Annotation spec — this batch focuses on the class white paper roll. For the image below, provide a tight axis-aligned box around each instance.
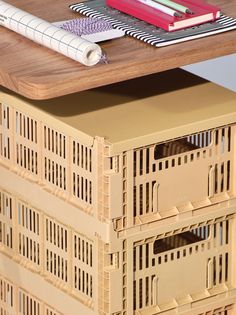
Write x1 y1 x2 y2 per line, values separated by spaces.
0 0 102 66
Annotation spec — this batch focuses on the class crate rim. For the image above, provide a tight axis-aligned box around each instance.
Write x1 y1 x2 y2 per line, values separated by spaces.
2 83 236 155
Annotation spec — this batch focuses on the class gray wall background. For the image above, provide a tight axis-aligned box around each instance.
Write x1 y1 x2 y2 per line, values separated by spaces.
182 53 236 92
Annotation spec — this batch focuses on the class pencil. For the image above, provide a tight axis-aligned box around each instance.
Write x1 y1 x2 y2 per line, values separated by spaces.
153 0 194 14
138 0 182 17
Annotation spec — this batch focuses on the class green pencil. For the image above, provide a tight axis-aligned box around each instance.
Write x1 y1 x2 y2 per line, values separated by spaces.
153 0 194 14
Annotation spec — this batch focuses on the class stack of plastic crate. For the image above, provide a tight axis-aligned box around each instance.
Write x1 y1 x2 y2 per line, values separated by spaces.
0 69 236 315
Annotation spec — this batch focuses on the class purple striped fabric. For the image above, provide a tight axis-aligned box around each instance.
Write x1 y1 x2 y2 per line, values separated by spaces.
59 17 113 36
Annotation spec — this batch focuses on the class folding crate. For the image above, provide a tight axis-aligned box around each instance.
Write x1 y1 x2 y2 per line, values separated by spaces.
0 184 236 315
1 69 236 315
1 71 236 233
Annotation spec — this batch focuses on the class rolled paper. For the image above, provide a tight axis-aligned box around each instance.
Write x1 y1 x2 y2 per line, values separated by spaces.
0 0 102 66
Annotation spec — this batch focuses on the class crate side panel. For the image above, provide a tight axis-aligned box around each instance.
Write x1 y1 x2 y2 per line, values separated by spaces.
126 214 236 314
0 97 100 217
0 272 76 315
116 125 236 231
0 166 109 242
0 186 99 312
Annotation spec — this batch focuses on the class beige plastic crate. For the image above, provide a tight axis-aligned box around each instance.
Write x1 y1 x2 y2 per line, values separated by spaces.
1 70 236 232
0 184 236 315
1 69 236 314
0 273 234 315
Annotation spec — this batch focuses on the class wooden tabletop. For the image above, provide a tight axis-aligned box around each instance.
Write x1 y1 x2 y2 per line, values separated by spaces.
0 0 236 100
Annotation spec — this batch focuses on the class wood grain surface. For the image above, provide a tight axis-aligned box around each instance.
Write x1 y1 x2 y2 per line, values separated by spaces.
0 0 236 99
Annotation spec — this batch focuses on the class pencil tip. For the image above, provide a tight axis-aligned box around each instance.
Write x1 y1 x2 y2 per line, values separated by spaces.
186 9 194 14
174 12 182 18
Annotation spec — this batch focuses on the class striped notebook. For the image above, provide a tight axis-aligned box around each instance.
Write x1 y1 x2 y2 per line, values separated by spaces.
69 0 236 47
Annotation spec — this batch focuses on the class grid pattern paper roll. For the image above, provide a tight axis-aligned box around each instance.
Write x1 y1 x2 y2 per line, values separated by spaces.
0 0 102 66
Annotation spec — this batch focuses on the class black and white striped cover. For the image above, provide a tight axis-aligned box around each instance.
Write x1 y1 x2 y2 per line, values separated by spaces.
69 0 236 47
